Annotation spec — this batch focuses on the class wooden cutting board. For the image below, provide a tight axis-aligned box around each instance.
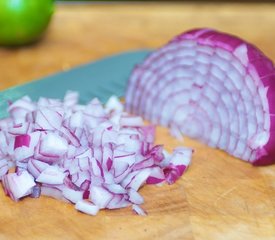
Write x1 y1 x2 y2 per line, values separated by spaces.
0 126 274 240
0 51 275 239
1 3 275 240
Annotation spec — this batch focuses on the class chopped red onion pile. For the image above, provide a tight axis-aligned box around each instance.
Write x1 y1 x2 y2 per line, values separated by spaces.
0 92 192 215
125 28 275 166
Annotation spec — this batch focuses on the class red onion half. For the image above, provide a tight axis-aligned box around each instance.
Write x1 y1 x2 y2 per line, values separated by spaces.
125 28 275 166
0 92 192 215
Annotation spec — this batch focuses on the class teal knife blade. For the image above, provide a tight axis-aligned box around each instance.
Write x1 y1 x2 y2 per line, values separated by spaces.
0 49 151 118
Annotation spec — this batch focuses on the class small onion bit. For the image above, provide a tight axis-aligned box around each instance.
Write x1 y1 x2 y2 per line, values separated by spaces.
132 204 147 216
125 28 275 166
0 92 192 215
1 171 35 201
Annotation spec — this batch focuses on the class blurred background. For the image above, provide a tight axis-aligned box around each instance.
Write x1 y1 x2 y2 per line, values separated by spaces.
57 0 275 1
0 0 275 90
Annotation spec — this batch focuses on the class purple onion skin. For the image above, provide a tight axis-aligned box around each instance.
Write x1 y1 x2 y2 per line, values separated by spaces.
14 134 31 149
125 28 275 166
30 185 41 198
178 29 275 166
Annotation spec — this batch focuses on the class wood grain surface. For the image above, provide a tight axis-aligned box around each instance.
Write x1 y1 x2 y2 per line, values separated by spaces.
0 2 275 240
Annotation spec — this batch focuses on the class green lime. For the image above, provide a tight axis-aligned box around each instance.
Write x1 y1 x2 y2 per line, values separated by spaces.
0 0 54 46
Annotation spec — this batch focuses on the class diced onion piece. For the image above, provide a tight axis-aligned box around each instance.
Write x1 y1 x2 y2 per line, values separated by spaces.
30 184 41 198
41 186 69 202
62 187 83 203
128 188 144 205
14 134 31 149
36 166 66 185
1 171 35 201
0 159 9 179
105 95 123 113
146 167 165 185
27 159 49 179
40 133 68 158
132 204 147 216
89 185 113 209
0 91 193 215
75 200 100 216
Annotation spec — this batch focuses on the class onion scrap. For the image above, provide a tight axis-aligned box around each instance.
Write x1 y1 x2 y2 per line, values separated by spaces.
0 92 192 215
125 28 275 166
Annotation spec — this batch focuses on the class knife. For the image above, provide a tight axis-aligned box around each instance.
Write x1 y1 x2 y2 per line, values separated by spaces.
0 49 150 118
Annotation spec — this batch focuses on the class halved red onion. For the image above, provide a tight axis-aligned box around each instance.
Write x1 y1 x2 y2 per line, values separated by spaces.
0 92 192 215
125 28 275 166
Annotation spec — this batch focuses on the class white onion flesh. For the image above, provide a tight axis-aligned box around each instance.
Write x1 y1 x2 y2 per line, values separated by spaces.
132 204 147 216
0 92 192 215
125 28 275 166
1 171 35 201
75 200 100 216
